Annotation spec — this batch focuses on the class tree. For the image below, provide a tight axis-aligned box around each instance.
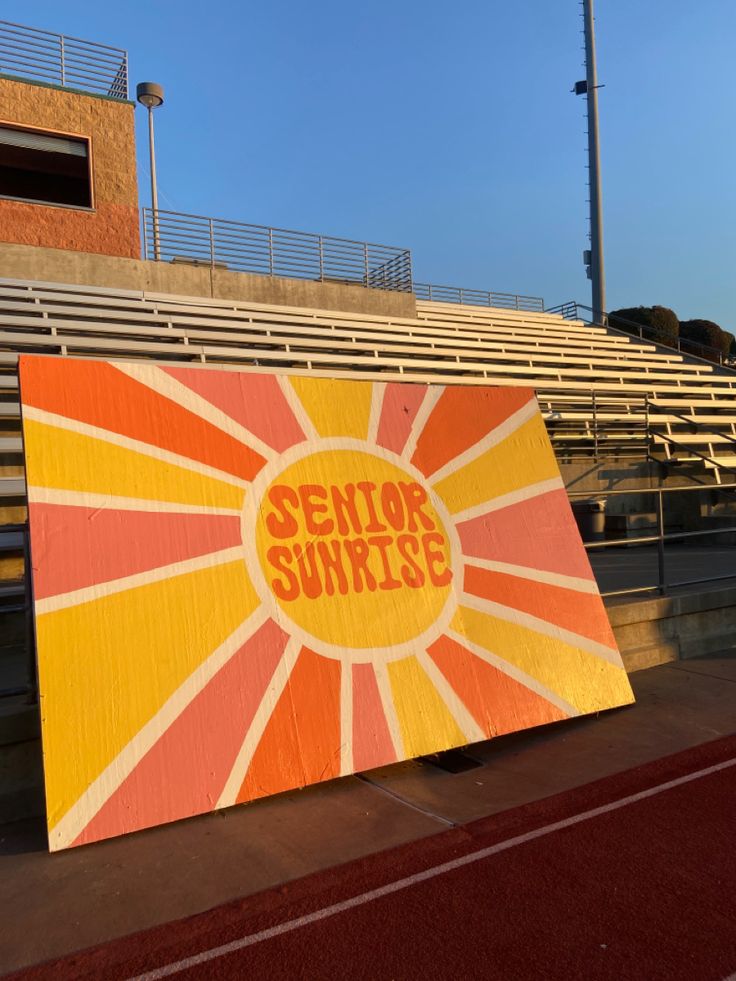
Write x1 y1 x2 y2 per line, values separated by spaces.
607 306 680 349
679 319 734 363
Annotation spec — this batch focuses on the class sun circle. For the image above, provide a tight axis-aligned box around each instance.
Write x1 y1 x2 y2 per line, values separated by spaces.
246 443 458 659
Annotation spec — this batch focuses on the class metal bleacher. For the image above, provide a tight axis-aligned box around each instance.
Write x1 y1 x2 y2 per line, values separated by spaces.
2 275 736 699
1 278 736 497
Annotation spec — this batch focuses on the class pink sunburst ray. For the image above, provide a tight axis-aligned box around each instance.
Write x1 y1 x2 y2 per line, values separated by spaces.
163 365 307 452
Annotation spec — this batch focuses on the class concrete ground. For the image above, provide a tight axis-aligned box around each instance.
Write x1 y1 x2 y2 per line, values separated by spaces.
1 651 735 974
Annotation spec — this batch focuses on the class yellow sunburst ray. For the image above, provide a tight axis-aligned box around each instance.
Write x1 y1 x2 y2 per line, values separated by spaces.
23 405 248 491
459 590 620 665
39 560 260 830
387 655 467 758
23 419 245 511
289 376 373 439
432 413 560 516
423 397 538 482
451 605 634 716
48 605 270 852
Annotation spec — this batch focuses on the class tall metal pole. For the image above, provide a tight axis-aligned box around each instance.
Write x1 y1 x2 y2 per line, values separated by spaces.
583 0 606 318
136 82 164 262
147 106 160 261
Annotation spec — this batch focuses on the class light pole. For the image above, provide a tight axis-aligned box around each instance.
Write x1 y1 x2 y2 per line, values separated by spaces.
574 0 606 320
136 81 164 261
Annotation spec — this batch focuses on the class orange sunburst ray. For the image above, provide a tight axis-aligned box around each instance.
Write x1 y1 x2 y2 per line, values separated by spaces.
235 646 342 804
463 563 617 649
20 355 267 482
411 386 535 478
427 633 570 737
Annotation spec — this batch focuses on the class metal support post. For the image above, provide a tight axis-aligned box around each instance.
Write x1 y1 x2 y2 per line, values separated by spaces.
147 106 160 261
208 219 215 268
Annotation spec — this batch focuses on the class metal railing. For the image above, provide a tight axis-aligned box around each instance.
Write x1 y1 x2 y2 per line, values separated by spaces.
0 20 128 99
548 301 735 371
570 482 736 598
540 389 650 462
415 282 545 312
142 209 413 293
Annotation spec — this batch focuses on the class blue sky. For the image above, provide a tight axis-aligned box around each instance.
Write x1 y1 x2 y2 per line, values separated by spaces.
5 2 735 325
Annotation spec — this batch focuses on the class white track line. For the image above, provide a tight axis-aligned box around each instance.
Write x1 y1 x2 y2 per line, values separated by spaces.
130 755 736 980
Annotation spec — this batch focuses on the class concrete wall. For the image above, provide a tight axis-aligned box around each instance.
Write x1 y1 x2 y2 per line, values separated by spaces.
0 77 139 259
612 584 736 671
0 242 418 317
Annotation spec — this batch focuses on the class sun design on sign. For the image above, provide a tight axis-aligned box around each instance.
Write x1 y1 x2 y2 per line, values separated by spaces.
248 444 458 657
20 357 633 850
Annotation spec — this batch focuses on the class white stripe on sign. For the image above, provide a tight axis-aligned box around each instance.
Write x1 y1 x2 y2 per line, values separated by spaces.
130 755 736 980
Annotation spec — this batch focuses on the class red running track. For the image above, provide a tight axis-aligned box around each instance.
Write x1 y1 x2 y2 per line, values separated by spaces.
8 734 736 981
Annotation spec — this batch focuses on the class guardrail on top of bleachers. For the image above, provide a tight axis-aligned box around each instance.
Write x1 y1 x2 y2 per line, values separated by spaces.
548 301 736 372
0 20 128 99
142 209 414 294
414 283 545 313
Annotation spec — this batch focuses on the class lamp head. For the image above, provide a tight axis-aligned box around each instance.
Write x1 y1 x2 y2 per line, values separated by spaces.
136 82 164 109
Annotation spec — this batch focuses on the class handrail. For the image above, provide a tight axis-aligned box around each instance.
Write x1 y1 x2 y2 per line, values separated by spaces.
0 20 128 99
547 301 736 373
415 282 544 313
142 209 413 293
567 481 736 598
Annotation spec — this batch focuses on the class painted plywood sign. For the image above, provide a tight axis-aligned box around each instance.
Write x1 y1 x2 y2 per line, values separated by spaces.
19 355 634 850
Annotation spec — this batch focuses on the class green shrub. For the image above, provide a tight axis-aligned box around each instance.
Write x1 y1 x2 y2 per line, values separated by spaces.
608 306 680 349
679 319 733 363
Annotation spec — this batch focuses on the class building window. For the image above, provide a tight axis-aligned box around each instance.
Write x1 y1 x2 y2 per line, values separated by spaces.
0 125 92 209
